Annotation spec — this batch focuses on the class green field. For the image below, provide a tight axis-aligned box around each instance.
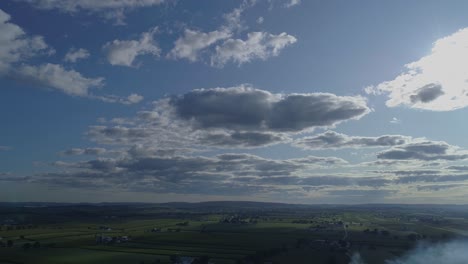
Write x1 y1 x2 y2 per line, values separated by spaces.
0 202 467 264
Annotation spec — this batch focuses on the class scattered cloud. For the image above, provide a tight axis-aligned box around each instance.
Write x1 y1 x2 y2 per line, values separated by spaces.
294 131 411 150
222 0 256 32
64 48 90 62
211 32 297 67
85 86 369 149
60 147 106 156
16 63 104 96
0 8 53 73
197 131 289 148
284 0 301 8
377 141 468 161
14 0 166 24
0 9 136 104
167 1 297 67
30 151 352 196
256 17 264 24
168 29 231 62
103 27 160 67
415 184 462 192
95 93 144 105
446 165 468 171
370 28 468 111
390 117 401 124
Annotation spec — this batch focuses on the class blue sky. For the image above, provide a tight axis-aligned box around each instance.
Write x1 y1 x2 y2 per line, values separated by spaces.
2 0 468 203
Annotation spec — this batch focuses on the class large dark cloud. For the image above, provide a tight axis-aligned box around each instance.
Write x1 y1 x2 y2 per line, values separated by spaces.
170 87 370 132
295 131 410 149
86 86 369 149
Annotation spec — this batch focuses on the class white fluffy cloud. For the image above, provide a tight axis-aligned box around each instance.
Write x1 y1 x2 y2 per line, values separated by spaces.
16 63 104 96
168 29 231 62
211 32 297 67
103 27 160 67
0 9 141 103
0 9 52 72
370 28 468 111
167 1 297 67
94 93 144 105
64 48 90 63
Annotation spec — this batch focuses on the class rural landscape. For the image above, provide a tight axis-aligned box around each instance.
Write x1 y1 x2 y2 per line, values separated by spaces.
3 1 468 263
1 202 467 264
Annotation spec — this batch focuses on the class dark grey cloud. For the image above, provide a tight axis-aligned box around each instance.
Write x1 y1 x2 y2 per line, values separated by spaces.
415 184 462 192
87 86 369 149
295 131 410 149
198 131 288 148
446 165 468 171
299 176 389 187
126 145 185 158
21 151 354 196
377 141 468 161
327 189 396 197
87 125 161 145
235 174 389 188
359 159 412 167
410 83 444 103
395 174 468 184
170 87 370 132
390 170 442 176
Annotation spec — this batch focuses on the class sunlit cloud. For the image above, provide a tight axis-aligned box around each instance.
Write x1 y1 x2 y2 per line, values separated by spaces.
369 28 468 111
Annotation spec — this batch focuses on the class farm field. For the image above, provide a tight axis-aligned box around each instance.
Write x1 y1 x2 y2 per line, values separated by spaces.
0 202 468 264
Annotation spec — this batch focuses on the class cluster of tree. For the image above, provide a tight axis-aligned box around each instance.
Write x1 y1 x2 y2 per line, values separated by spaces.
169 255 210 264
239 246 288 263
21 241 41 250
0 240 14 247
292 219 313 224
362 228 390 236
219 216 256 224
138 259 161 264
0 224 39 231
175 221 190 226
406 233 429 241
